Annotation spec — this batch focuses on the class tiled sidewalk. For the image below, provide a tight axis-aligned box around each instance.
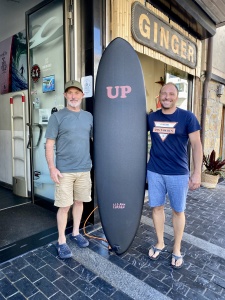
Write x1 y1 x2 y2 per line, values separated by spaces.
0 181 225 299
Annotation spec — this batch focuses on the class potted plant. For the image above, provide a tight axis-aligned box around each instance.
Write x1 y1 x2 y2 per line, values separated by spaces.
201 150 225 188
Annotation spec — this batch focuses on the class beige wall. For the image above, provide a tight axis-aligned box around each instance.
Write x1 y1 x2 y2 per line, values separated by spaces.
137 53 164 112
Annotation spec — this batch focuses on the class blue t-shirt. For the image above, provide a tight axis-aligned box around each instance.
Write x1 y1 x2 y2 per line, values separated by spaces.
45 108 93 173
147 108 201 175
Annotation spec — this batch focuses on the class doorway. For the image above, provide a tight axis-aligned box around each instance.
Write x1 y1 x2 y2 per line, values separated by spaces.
0 0 90 262
26 0 66 205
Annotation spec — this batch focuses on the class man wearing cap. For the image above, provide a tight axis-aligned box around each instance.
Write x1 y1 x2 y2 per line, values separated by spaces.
45 80 93 259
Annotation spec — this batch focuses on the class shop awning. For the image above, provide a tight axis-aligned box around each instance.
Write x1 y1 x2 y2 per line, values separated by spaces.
147 0 225 40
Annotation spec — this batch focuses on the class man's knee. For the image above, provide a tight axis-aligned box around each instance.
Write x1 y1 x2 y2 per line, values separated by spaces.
74 200 83 207
172 210 185 217
58 206 71 214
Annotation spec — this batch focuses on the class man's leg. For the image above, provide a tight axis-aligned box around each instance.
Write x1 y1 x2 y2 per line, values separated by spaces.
70 200 89 248
149 205 165 258
71 200 83 236
57 206 70 244
171 210 185 267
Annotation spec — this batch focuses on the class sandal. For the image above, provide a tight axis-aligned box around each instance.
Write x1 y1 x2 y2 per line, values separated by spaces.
171 253 184 269
148 245 165 261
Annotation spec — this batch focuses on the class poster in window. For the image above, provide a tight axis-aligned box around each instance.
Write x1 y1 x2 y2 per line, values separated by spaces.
0 30 27 94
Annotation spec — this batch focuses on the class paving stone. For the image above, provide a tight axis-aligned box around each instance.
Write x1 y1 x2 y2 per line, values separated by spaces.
29 292 48 300
123 253 150 269
124 263 148 281
73 277 98 296
188 265 213 281
2 264 24 282
11 257 29 270
38 265 62 282
34 248 52 259
196 276 223 295
24 253 46 269
167 289 189 300
178 275 206 295
108 253 129 269
34 277 59 298
186 289 208 300
91 290 111 300
158 264 182 280
91 277 116 297
0 277 18 298
42 254 64 269
53 277 78 297
21 265 43 282
7 292 26 300
0 262 10 270
75 265 97 281
14 277 38 298
56 265 79 282
184 254 205 268
71 290 91 299
144 275 171 294
203 288 224 300
63 257 80 269
50 291 70 300
213 275 225 289
0 293 5 300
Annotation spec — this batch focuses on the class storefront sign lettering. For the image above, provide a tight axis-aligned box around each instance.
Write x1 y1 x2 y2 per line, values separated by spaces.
131 2 197 68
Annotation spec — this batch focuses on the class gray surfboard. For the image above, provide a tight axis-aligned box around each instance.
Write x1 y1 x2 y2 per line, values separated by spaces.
94 37 147 254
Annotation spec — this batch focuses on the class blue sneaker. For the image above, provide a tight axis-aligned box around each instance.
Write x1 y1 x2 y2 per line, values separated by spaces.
56 243 72 259
70 234 89 248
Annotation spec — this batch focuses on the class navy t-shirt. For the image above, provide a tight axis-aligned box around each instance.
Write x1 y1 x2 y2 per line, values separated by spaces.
147 108 201 175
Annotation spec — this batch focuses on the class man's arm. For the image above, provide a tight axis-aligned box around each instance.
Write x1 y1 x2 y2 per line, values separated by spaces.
45 138 55 169
45 138 62 183
189 130 203 190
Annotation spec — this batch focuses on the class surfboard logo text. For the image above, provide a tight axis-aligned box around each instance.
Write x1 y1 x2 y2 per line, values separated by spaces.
106 86 132 99
113 203 126 209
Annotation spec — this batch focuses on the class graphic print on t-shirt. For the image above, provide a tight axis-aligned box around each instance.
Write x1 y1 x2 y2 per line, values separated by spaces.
153 121 177 141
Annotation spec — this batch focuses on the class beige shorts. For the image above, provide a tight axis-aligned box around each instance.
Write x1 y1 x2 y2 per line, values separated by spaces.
54 172 92 207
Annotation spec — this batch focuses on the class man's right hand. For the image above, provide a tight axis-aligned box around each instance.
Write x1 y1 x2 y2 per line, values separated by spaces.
49 166 63 184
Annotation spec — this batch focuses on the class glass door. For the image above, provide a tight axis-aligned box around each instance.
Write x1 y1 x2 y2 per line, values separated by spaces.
26 0 66 203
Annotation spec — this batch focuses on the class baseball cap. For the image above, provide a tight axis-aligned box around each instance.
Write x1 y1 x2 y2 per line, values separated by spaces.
64 80 83 92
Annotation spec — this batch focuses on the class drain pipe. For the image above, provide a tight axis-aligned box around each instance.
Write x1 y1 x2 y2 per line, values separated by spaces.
201 36 213 150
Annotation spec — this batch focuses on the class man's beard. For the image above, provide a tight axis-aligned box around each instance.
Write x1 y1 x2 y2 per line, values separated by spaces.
68 99 82 108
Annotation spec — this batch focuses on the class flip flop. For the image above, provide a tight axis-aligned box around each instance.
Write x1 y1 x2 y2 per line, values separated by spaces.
171 253 184 269
148 245 165 261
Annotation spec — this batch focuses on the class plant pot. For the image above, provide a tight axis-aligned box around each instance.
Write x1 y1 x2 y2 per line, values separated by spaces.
201 172 220 189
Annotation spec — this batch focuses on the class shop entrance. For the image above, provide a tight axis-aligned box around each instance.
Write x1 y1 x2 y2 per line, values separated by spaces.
0 0 98 262
26 0 66 205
